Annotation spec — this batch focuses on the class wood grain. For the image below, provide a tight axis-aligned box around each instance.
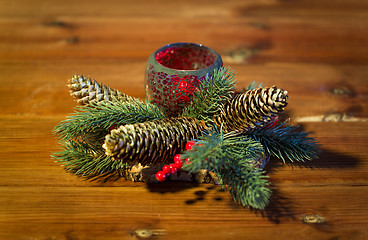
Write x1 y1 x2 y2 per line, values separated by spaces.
0 0 367 239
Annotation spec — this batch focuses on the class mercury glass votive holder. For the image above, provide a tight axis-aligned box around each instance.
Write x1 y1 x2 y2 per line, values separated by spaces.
145 42 223 117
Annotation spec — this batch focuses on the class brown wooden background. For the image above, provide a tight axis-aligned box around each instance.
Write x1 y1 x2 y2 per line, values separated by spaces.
1 0 367 239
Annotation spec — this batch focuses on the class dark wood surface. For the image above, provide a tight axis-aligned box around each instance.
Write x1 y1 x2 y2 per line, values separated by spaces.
1 1 367 239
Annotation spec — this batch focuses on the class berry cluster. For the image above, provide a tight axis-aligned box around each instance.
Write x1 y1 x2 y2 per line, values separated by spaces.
155 140 196 182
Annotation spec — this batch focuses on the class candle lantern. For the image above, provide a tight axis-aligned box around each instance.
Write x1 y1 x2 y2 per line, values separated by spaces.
145 42 223 117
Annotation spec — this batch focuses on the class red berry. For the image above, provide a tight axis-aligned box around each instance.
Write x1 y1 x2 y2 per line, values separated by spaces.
185 158 191 162
185 141 196 151
174 154 182 162
162 165 171 174
169 164 177 174
156 171 166 182
174 159 183 169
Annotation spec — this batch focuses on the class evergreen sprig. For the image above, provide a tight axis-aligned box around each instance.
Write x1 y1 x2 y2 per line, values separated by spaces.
181 67 236 123
53 98 166 142
52 139 127 177
181 128 271 209
52 98 166 176
245 121 320 163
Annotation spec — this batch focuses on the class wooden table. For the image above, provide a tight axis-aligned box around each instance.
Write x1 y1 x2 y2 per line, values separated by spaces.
1 1 367 239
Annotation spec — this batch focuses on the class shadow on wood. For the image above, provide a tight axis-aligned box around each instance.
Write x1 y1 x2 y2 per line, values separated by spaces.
254 187 297 224
146 181 200 194
274 148 361 170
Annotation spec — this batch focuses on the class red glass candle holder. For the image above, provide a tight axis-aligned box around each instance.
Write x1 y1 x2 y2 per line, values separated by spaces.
145 42 223 117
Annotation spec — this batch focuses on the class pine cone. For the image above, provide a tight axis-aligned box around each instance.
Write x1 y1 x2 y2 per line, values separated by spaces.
103 117 207 165
68 75 136 105
214 86 288 132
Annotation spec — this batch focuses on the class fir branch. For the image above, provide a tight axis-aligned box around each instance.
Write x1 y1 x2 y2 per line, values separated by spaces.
245 122 320 163
53 98 166 142
52 98 166 176
52 140 126 176
181 128 271 209
181 67 236 123
219 165 271 210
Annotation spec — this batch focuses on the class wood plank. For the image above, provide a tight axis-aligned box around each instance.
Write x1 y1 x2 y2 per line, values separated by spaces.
1 0 368 18
0 17 367 64
0 184 367 240
0 1 367 63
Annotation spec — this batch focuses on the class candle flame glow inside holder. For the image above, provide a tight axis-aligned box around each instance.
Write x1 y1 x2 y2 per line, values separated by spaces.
145 43 223 117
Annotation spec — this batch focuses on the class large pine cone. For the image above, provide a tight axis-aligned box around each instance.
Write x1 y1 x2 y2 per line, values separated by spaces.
68 75 136 105
103 117 207 165
214 86 288 132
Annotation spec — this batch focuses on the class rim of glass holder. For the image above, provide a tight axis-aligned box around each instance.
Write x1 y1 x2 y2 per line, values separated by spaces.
148 42 223 75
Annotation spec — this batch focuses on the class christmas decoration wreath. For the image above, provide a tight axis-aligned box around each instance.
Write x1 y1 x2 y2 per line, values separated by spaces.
53 67 319 210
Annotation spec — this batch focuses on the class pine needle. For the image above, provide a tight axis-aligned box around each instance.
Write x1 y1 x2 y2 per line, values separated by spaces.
181 67 236 123
245 121 320 163
52 140 127 176
181 128 271 209
52 98 166 176
53 98 166 142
